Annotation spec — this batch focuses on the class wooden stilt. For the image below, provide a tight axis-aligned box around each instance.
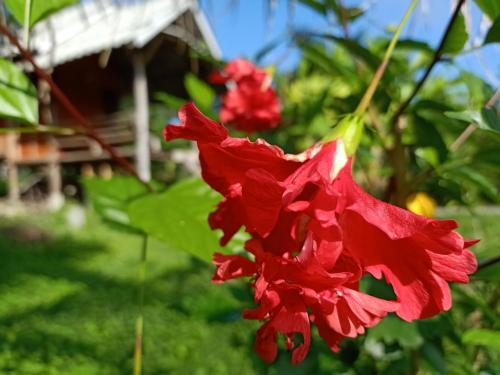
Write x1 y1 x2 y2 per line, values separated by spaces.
132 52 151 182
5 132 20 203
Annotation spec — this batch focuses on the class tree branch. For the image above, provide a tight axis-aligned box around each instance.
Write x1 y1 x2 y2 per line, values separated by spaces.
0 22 150 188
390 0 466 122
385 0 466 206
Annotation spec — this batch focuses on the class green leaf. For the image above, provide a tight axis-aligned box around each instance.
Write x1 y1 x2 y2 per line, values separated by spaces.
484 16 500 44
368 316 424 349
462 329 500 349
4 0 77 27
0 58 38 124
83 176 149 233
297 0 327 15
474 261 500 281
473 147 500 171
184 73 215 116
395 39 434 55
154 92 186 112
413 114 448 163
447 166 499 202
128 178 232 262
327 35 381 70
421 343 447 375
445 108 500 134
442 12 468 54
474 0 500 20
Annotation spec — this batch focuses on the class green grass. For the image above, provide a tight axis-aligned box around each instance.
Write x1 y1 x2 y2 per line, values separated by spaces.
0 205 498 374
0 207 262 375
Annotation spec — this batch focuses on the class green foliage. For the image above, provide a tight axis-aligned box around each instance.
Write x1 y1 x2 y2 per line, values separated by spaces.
154 92 185 112
442 12 468 54
4 0 76 27
184 73 216 118
367 316 423 349
474 0 500 20
445 108 500 134
83 176 150 233
1 209 498 374
462 329 500 349
128 178 232 262
484 17 500 44
0 58 38 124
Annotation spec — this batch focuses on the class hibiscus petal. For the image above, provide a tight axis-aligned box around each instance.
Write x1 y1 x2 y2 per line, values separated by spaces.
164 103 228 143
255 305 311 364
212 253 256 283
342 210 476 321
208 184 244 246
242 168 285 237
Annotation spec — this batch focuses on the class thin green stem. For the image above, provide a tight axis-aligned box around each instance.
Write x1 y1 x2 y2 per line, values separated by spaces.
133 235 148 375
23 0 31 47
355 0 418 115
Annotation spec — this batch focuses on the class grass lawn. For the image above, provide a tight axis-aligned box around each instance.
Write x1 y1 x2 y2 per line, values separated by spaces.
0 205 498 374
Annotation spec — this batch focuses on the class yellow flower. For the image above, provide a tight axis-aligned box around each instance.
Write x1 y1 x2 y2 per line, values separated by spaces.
406 192 437 218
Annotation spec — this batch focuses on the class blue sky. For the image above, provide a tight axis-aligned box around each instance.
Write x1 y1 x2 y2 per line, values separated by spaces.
200 0 499 86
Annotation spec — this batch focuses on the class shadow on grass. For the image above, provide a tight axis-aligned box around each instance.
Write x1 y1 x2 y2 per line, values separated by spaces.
0 225 261 374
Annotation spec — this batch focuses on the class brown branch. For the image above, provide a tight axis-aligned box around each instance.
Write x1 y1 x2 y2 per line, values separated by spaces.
391 0 466 123
0 23 150 188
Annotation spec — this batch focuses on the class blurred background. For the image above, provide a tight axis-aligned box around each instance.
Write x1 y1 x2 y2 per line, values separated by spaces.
0 0 498 374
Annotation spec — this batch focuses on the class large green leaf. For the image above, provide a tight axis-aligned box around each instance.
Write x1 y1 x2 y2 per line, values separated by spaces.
442 12 468 54
83 176 150 233
128 178 237 262
0 58 38 124
474 0 500 19
184 73 216 117
484 16 500 44
462 329 500 349
4 0 77 27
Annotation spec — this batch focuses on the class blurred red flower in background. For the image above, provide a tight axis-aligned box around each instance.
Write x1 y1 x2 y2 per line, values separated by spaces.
164 103 478 364
210 59 281 133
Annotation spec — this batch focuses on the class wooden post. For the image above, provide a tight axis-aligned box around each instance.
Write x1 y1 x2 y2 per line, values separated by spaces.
132 52 151 182
39 77 64 208
5 132 19 203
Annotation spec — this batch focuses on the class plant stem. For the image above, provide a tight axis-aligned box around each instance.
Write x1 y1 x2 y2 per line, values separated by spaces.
23 0 31 47
133 235 148 375
355 0 419 115
390 0 466 122
0 23 150 189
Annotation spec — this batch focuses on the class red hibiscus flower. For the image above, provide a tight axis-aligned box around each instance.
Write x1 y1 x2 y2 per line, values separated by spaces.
164 103 478 364
210 59 281 133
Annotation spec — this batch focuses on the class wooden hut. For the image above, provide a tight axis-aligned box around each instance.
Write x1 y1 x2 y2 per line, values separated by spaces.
0 0 220 206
